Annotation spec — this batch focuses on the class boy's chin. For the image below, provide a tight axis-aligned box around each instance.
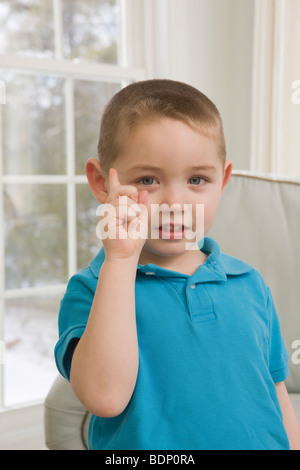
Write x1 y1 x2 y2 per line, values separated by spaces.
143 238 199 257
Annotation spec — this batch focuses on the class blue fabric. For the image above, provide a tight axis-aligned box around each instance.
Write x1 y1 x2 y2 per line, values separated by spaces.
55 238 290 450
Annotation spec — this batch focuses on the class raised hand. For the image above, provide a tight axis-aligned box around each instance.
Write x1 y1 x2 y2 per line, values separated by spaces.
96 168 148 261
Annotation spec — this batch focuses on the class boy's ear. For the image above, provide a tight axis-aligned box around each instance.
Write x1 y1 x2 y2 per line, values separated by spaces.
221 160 232 194
85 158 108 203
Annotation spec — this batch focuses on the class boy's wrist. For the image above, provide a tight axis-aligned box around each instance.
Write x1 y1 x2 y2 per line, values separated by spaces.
101 254 140 271
98 256 139 289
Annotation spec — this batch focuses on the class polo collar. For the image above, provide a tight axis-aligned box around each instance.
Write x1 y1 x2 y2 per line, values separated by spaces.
89 237 253 282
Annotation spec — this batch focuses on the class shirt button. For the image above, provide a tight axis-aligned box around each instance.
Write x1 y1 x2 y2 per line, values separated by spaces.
190 284 196 289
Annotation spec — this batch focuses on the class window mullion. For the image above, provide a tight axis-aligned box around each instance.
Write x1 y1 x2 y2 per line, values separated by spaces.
53 0 63 61
117 0 127 67
0 54 145 82
120 0 145 70
65 77 77 278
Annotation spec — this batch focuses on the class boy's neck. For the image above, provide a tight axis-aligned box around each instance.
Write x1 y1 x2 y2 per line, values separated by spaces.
138 248 207 276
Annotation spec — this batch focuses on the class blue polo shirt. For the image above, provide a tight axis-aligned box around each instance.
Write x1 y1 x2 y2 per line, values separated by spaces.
55 238 290 450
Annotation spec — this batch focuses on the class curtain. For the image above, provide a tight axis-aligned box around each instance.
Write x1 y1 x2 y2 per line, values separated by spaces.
250 0 300 177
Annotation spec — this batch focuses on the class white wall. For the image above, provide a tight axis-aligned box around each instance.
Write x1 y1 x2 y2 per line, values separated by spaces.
143 0 255 171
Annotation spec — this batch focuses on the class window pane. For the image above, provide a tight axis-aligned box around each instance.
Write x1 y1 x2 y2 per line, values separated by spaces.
0 71 66 175
4 184 68 289
76 183 102 271
0 0 54 58
74 80 122 174
63 0 120 64
4 296 59 406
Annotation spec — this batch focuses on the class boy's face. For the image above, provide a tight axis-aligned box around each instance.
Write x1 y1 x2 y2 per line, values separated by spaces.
108 118 232 261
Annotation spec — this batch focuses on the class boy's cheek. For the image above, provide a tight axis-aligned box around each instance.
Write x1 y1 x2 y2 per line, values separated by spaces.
202 201 220 232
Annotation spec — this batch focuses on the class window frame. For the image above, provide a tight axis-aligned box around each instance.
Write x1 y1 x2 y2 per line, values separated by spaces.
0 0 146 410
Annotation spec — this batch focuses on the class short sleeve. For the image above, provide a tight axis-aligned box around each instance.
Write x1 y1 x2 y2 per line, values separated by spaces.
267 287 290 383
54 271 96 381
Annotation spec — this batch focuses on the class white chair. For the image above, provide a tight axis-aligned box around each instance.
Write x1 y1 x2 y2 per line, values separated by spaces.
44 172 300 449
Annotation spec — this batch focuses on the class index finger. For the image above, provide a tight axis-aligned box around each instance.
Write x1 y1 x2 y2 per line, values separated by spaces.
108 167 121 191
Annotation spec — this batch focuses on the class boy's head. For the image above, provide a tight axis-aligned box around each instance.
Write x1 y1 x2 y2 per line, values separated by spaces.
87 79 232 262
97 79 226 173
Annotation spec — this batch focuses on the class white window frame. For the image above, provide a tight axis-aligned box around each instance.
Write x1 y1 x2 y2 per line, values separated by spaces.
0 0 146 411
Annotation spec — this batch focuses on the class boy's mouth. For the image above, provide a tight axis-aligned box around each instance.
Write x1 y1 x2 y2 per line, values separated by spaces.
158 224 186 240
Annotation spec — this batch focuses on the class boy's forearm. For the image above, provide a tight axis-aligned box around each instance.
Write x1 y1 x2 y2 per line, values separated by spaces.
276 381 300 450
283 402 300 450
70 257 139 417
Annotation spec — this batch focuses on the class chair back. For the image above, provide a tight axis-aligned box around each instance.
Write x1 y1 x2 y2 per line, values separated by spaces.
209 172 300 392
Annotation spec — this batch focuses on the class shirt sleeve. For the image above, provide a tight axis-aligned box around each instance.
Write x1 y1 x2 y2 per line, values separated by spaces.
54 271 95 381
267 287 290 383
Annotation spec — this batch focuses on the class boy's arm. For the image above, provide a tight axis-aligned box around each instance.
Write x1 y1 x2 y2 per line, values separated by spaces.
70 257 139 418
70 168 148 418
276 381 300 450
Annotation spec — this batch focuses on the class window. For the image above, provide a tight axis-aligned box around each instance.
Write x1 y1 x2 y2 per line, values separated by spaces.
0 0 145 408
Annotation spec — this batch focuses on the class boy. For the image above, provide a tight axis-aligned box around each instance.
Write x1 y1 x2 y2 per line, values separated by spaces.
55 79 300 450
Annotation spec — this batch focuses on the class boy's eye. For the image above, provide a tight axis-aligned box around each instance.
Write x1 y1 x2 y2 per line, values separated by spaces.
139 177 157 186
188 176 207 185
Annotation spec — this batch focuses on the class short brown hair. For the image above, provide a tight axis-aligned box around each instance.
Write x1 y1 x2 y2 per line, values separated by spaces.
98 79 226 171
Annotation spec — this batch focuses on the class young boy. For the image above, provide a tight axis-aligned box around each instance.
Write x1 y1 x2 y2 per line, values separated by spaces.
55 79 300 450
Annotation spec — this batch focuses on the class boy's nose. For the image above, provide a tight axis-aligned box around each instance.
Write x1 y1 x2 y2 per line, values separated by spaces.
160 186 184 207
